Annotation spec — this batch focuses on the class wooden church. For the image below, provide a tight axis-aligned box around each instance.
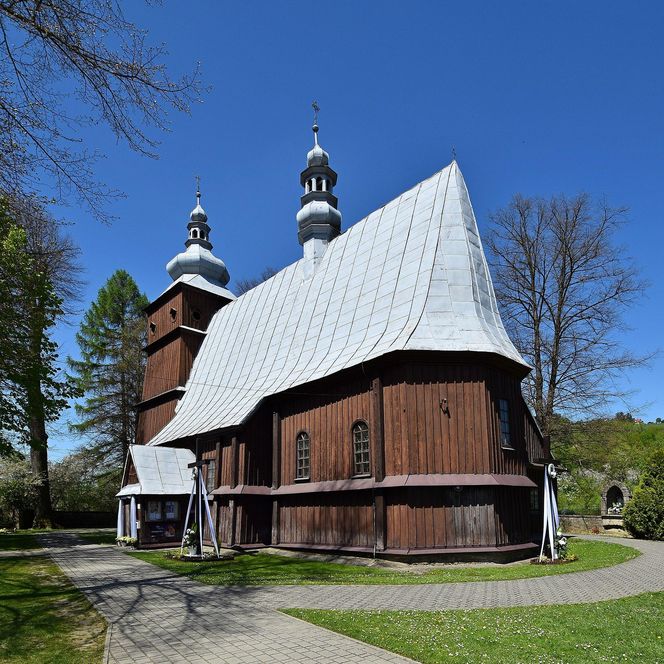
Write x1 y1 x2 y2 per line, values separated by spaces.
118 120 553 560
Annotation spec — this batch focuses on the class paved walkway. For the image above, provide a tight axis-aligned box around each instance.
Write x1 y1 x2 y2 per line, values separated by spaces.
40 533 664 663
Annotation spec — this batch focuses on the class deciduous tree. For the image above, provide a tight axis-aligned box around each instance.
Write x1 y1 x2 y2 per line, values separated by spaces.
486 194 648 436
0 0 201 219
0 197 81 526
235 267 279 296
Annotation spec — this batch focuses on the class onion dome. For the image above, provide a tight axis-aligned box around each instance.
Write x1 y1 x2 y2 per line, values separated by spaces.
166 187 230 288
297 105 341 264
306 124 329 167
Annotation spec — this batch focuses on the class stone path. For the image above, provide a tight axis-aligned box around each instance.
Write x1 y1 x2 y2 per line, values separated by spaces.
39 533 664 664
39 532 411 664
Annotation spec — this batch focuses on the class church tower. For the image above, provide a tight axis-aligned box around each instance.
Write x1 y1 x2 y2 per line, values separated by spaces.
136 186 235 444
297 103 342 278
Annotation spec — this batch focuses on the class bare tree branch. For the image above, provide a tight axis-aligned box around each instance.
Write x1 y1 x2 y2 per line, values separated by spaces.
0 0 202 220
486 194 651 436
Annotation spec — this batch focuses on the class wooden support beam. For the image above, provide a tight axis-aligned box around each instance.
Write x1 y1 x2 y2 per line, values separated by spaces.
230 436 239 489
272 411 281 488
272 411 281 545
371 376 387 551
374 492 386 551
371 376 385 482
215 440 222 487
271 498 280 546
228 498 237 547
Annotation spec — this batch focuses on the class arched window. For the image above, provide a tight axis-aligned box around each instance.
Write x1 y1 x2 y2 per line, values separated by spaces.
193 228 199 238
296 432 310 480
352 421 370 476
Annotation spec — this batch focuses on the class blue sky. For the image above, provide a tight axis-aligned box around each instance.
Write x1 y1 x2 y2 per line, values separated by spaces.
49 1 664 458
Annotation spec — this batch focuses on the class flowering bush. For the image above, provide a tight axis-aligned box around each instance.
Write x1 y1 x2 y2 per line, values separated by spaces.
183 523 199 547
116 536 137 546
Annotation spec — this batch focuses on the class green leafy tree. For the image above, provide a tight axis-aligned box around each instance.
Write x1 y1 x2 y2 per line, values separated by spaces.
623 450 664 541
0 204 29 454
49 449 119 513
0 198 80 526
68 270 148 470
0 457 42 527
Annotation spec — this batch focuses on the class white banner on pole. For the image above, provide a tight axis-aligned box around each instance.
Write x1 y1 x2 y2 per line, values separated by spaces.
200 472 221 557
539 463 559 562
116 500 124 539
130 496 138 539
180 474 197 554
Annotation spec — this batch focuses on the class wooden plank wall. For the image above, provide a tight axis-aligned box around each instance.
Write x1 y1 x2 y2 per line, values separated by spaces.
136 401 177 444
385 487 497 549
142 343 182 398
524 407 546 462
494 487 532 545
235 499 271 544
383 362 491 476
145 291 181 345
484 370 530 475
280 378 371 483
278 494 374 548
241 408 272 486
180 287 223 330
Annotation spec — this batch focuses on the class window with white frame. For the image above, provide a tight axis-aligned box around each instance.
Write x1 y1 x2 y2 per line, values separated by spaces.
296 432 310 480
352 421 370 476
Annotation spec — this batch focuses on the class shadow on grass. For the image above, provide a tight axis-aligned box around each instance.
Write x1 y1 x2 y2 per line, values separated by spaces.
0 556 105 663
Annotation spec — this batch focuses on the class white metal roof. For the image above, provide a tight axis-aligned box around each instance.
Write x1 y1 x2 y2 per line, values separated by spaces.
159 272 236 301
117 445 195 495
150 161 527 445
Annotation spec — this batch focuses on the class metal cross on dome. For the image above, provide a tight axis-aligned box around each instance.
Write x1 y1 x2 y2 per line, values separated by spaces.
312 100 320 125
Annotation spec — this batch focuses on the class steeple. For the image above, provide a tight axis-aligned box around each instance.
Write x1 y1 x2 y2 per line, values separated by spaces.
296 102 341 278
166 181 230 288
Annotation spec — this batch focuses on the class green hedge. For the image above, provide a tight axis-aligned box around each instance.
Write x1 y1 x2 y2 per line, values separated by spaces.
623 450 664 540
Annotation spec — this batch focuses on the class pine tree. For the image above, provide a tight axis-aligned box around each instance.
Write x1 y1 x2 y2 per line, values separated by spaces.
68 271 148 470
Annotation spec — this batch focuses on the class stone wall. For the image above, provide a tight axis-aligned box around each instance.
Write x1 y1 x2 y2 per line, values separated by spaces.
560 514 603 533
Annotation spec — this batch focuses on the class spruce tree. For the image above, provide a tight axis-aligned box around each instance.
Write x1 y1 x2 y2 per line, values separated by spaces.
68 270 148 470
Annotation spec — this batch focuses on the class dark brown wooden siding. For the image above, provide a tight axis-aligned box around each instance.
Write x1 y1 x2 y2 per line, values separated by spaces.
382 362 492 476
136 400 177 444
241 408 272 486
136 284 231 445
280 377 371 483
278 494 374 548
145 291 182 345
385 487 497 549
142 343 182 399
494 487 532 545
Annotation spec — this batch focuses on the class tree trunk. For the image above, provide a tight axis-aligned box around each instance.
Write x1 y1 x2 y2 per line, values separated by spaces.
29 416 52 528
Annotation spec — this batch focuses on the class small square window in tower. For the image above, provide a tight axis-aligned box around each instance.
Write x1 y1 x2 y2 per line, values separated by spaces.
296 432 310 480
352 422 370 476
499 399 513 448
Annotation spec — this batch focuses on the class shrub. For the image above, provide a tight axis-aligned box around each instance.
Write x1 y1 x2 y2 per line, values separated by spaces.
623 449 664 540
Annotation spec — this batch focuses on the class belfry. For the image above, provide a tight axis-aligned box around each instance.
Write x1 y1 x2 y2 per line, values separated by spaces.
135 186 234 446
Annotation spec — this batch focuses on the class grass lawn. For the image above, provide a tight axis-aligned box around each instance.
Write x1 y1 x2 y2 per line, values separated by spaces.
129 538 638 586
0 532 40 551
0 555 106 663
75 530 117 545
284 592 664 663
